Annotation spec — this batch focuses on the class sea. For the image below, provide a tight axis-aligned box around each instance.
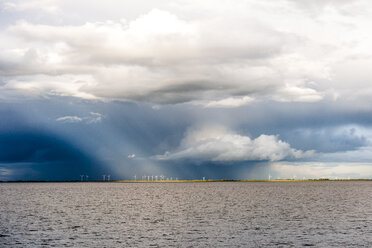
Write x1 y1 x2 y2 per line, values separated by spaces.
0 181 371 247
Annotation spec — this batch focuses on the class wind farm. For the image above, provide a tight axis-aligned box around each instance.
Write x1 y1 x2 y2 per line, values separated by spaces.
109 178 372 183
2 174 371 183
71 173 372 183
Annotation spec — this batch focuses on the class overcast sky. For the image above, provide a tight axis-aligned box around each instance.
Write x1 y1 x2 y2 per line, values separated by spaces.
1 0 372 180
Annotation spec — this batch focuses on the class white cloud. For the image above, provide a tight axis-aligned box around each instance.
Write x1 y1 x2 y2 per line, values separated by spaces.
128 154 136 159
56 112 103 124
273 85 324 102
56 116 83 123
156 125 314 162
87 112 103 123
202 96 254 108
1 0 372 106
2 0 60 12
2 75 97 99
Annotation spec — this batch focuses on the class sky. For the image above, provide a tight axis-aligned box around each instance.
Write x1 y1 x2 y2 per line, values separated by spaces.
1 0 372 181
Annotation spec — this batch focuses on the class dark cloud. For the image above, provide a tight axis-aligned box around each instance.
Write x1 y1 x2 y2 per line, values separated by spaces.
2 94 372 181
281 127 368 153
0 129 108 181
0 132 87 163
0 106 107 181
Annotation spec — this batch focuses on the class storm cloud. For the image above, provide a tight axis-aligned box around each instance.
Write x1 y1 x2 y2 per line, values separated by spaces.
1 0 372 180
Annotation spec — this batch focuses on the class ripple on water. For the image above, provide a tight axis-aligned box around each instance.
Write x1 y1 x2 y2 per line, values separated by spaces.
0 181 372 247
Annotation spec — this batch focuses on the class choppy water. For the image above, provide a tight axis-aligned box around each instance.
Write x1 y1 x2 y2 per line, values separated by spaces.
0 182 371 247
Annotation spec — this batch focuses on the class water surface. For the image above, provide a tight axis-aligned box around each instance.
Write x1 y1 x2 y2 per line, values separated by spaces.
1 181 371 247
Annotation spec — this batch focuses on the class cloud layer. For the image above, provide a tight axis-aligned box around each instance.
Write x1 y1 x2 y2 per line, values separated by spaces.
2 0 372 105
1 0 372 180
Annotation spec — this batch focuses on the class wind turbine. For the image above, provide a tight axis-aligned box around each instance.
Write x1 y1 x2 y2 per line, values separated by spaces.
86 175 89 181
102 174 106 181
107 175 111 181
80 175 84 182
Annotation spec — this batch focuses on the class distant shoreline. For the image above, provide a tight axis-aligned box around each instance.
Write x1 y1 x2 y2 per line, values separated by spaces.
1 179 372 183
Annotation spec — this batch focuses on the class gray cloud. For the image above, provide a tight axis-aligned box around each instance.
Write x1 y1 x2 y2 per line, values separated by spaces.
1 2 348 104
283 126 368 153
